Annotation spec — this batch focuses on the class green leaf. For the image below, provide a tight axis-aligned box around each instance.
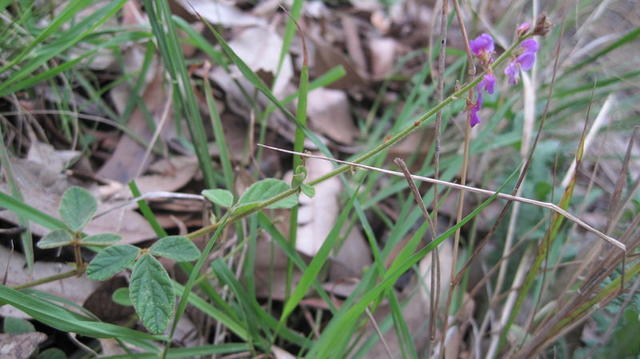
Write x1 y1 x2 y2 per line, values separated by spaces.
3 317 35 334
301 183 316 197
0 286 163 341
37 229 73 249
235 179 297 214
149 236 200 262
112 288 132 306
80 233 121 246
87 245 139 281
129 254 174 334
37 348 67 359
59 186 97 232
202 189 234 208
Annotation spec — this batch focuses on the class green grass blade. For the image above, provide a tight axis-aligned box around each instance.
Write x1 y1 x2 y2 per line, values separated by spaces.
0 125 33 269
142 0 216 189
280 187 358 322
0 285 162 341
128 180 167 238
204 80 234 191
0 190 67 231
101 343 250 359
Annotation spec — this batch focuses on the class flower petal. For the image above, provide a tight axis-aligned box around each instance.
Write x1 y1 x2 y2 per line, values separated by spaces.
470 33 494 56
517 52 536 71
520 39 539 54
517 22 531 35
504 61 519 84
478 73 496 94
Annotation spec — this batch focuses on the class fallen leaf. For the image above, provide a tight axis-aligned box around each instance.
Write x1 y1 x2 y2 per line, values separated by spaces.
369 37 398 80
272 346 296 359
0 332 47 359
307 88 358 145
292 156 342 257
175 0 266 28
97 70 172 183
253 235 303 299
0 159 155 242
0 246 100 319
225 25 293 97
27 141 81 174
329 228 371 280
310 35 368 91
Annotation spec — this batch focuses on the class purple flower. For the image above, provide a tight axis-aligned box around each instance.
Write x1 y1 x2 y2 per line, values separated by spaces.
521 39 539 53
469 73 495 127
504 62 518 84
517 22 531 37
478 73 496 94
504 38 539 84
470 95 482 127
470 33 495 62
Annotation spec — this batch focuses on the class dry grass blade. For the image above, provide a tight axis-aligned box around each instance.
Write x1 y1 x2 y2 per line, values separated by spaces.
258 144 625 251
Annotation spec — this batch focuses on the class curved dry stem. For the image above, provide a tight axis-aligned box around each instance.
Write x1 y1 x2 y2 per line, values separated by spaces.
258 144 625 251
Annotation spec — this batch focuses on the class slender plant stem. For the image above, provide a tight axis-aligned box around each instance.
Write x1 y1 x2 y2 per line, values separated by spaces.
430 0 449 345
440 1 475 354
184 37 527 243
11 267 84 290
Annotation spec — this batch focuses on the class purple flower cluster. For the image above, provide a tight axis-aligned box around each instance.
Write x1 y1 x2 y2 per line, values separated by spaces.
468 33 497 127
504 39 539 84
467 25 540 127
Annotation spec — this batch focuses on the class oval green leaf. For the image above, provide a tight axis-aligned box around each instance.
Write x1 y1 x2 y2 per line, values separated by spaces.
80 233 121 246
149 236 200 262
3 317 35 334
236 178 297 213
129 254 174 334
37 229 73 249
112 287 132 306
59 186 97 232
86 245 139 281
202 189 234 208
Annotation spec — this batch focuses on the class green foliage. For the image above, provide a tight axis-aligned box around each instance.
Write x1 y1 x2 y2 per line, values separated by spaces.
149 236 201 262
58 186 97 232
3 317 35 334
37 229 73 249
202 189 234 208
235 179 298 215
112 288 132 306
80 233 122 246
86 245 140 281
129 254 175 334
36 348 67 359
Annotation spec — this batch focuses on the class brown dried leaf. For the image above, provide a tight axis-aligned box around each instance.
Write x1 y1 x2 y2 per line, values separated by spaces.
225 25 293 97
369 37 398 80
0 159 155 242
27 141 80 174
307 88 357 145
0 246 100 319
293 156 342 257
0 332 47 359
175 0 266 28
98 71 171 183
